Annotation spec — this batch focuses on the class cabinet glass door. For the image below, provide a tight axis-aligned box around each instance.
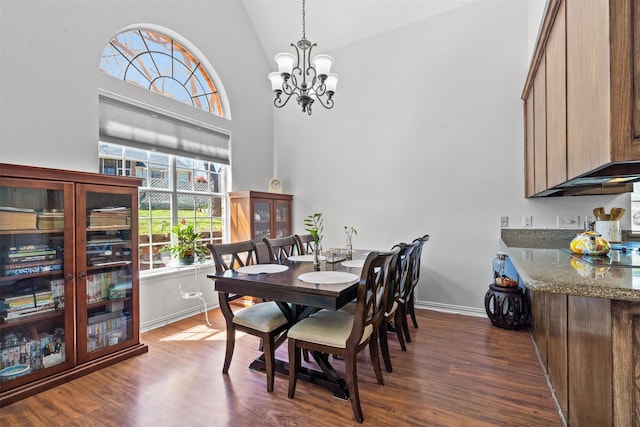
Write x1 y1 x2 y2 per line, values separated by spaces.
253 200 271 241
274 201 291 238
0 178 74 388
76 184 138 363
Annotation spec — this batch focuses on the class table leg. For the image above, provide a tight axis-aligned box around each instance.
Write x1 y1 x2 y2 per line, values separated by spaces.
249 352 350 400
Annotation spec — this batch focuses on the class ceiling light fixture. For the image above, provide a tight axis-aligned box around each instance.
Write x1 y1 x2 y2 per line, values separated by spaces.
268 0 338 115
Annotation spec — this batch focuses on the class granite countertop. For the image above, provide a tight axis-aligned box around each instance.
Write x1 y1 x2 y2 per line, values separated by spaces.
500 229 640 302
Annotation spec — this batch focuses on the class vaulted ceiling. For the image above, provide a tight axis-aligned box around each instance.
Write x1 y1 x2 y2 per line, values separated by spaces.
240 0 477 62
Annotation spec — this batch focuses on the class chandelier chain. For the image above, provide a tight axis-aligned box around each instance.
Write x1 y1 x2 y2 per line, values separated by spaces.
302 0 306 39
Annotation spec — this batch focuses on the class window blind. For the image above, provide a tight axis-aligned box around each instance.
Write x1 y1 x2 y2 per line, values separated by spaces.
98 95 230 165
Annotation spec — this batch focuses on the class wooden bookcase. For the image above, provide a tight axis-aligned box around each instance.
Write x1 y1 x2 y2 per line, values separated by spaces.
0 163 148 406
228 191 293 243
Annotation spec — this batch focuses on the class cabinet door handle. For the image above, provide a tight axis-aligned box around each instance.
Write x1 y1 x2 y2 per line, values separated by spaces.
79 272 87 280
65 273 74 283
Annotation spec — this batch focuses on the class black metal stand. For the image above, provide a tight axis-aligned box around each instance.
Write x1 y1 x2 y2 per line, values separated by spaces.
484 283 529 329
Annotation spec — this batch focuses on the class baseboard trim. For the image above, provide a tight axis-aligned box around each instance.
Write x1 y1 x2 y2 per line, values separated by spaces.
142 300 487 332
141 302 219 333
415 300 487 318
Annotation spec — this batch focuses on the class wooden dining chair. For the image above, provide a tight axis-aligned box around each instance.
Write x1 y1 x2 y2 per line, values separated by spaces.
286 249 398 423
378 241 417 373
405 235 429 336
294 233 315 255
207 241 290 392
263 235 300 263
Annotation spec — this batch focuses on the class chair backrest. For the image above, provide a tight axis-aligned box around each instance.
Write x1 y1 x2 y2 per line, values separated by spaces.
387 242 418 311
207 240 259 273
408 235 429 288
263 235 300 263
348 248 398 347
294 234 315 255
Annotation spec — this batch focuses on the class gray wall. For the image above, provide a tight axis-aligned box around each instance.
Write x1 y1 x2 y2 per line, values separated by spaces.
273 0 628 315
0 0 274 191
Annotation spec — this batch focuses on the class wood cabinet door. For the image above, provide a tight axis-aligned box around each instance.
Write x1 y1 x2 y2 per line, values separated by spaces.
545 0 567 188
634 1 640 142
524 93 536 197
546 292 568 418
533 56 547 194
609 0 640 159
568 295 612 427
530 290 549 365
566 0 611 179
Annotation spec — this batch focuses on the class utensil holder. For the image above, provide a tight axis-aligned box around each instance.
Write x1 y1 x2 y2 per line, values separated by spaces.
595 220 621 243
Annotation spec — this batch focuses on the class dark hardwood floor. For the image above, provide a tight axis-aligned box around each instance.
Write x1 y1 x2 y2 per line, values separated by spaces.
1 308 562 426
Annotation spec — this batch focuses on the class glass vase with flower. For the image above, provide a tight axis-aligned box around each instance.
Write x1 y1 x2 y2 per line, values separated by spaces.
344 226 357 260
304 213 324 271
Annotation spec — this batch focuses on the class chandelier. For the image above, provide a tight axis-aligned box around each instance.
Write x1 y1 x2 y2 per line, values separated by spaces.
268 0 338 115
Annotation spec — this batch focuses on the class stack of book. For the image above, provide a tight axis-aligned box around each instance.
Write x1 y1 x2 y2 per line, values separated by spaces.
0 207 37 230
87 311 128 351
88 207 131 228
0 290 55 320
36 210 64 230
2 245 61 277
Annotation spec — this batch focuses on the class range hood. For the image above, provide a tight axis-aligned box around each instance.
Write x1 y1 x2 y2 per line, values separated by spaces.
533 162 640 197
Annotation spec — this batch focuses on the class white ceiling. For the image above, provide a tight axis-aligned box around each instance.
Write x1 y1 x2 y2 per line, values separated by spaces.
240 0 478 62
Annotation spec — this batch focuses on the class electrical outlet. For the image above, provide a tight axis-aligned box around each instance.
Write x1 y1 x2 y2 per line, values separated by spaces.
500 216 508 227
523 215 532 227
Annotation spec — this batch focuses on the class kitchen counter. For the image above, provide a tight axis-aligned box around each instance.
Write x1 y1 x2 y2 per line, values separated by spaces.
502 229 640 426
500 229 640 302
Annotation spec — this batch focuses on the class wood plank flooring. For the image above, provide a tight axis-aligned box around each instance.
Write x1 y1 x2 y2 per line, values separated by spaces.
0 309 562 426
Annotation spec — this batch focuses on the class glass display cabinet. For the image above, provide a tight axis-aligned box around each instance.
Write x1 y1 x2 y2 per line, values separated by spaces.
228 191 293 243
0 163 147 406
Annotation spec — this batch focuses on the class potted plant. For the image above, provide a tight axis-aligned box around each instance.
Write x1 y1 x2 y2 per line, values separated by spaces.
161 220 208 265
304 213 324 270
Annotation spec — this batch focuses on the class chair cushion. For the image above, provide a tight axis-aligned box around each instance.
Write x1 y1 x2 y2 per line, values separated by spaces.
287 309 373 348
233 301 288 332
338 301 356 314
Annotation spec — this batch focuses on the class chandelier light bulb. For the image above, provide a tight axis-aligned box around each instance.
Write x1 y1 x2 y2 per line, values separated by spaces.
311 54 334 79
268 72 284 92
325 73 339 94
274 52 296 76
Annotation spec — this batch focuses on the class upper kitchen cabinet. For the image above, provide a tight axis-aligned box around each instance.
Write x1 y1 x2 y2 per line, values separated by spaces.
522 0 640 197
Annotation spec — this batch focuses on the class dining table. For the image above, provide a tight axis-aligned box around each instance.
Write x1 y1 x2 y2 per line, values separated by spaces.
206 250 369 400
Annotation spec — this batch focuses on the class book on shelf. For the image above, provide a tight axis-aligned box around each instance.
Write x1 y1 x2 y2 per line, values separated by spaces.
6 249 57 259
0 207 37 230
36 211 64 230
3 253 57 264
1 259 62 270
3 263 63 276
90 206 130 213
88 207 131 228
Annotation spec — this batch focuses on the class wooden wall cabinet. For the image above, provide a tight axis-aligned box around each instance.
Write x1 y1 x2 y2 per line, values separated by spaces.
522 0 640 197
0 163 147 406
228 191 293 243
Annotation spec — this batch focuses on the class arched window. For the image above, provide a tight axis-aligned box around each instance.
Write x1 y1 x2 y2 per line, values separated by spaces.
100 27 229 118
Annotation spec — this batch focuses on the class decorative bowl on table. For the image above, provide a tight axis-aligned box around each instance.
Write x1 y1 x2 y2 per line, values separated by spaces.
569 231 611 256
